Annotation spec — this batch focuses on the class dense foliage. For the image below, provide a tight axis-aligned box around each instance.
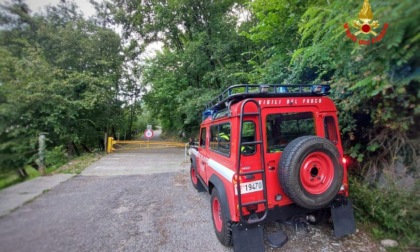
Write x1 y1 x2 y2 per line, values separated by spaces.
0 0 133 175
102 0 254 133
350 177 419 247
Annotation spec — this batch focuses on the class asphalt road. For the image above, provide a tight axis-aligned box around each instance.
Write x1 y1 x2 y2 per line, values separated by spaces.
0 145 383 252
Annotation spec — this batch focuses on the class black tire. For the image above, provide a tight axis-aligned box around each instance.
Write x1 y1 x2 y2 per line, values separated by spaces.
211 188 233 246
279 136 343 209
190 162 205 192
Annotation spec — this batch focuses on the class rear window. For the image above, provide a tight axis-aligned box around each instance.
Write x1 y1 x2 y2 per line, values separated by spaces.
241 121 256 155
324 116 338 144
266 112 315 153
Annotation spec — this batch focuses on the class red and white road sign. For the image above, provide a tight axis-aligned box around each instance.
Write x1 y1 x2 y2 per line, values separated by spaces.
144 129 154 139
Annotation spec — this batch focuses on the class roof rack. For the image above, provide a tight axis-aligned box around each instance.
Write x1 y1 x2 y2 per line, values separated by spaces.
202 84 330 120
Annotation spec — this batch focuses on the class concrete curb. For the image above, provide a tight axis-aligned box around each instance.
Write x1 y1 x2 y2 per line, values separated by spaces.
0 174 75 217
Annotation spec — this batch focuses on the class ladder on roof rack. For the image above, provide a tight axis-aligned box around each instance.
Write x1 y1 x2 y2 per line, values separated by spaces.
236 99 268 225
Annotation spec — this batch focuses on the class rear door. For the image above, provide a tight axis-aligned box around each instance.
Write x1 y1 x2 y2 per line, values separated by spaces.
236 102 266 216
263 108 317 207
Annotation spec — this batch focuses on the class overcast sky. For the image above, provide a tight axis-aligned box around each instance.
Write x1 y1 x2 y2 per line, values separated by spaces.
0 0 163 57
0 0 96 17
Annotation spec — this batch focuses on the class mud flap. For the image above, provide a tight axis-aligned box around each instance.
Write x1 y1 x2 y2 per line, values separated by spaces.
232 224 264 252
196 176 206 192
331 199 356 237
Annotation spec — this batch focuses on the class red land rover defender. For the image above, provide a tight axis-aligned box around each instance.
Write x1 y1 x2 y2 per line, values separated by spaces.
189 84 355 251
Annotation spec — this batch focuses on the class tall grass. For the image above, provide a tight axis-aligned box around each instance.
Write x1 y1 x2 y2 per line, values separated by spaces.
0 166 40 190
0 152 103 190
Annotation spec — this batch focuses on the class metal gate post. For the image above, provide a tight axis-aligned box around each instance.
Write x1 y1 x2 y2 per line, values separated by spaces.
107 137 114 153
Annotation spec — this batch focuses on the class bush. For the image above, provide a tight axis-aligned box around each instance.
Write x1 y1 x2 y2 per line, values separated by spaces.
350 176 420 248
45 145 68 171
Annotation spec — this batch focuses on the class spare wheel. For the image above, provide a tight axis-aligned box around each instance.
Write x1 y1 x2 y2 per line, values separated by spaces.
278 136 343 209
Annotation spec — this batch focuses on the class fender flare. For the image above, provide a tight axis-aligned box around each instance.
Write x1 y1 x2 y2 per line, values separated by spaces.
190 154 206 192
209 174 231 220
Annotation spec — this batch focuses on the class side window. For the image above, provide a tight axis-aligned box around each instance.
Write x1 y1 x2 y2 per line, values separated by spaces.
241 121 256 155
199 127 206 148
324 116 338 144
210 123 231 155
266 112 315 153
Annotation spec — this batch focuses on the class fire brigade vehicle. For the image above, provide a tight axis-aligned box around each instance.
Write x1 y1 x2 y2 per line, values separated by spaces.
189 84 355 251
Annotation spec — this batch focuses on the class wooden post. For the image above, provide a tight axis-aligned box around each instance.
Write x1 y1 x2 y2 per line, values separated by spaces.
38 133 46 175
104 132 108 152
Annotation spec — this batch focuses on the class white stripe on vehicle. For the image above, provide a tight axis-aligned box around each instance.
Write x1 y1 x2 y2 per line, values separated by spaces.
208 159 235 182
190 149 234 182
190 148 199 156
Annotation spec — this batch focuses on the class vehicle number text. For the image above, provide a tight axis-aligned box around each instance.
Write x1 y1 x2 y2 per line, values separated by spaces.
235 180 263 195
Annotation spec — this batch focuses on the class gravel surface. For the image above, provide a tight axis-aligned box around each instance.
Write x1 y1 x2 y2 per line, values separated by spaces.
0 172 230 252
0 143 384 252
0 170 384 252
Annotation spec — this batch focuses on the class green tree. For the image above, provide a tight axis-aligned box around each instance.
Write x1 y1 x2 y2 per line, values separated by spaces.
292 0 419 178
0 0 125 175
105 0 253 135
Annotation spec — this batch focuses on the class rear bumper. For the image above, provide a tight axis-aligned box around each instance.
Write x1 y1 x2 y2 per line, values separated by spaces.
241 196 356 237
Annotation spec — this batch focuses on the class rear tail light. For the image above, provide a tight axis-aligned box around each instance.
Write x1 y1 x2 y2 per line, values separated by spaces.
233 174 254 183
233 174 240 183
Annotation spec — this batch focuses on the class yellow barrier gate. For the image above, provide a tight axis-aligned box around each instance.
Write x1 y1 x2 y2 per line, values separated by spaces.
106 137 186 153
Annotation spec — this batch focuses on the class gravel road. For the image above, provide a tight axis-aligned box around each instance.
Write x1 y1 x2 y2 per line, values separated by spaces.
0 146 384 252
0 171 231 252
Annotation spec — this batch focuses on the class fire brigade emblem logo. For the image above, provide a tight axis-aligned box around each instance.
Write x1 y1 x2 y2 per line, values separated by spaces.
353 0 379 36
343 0 388 45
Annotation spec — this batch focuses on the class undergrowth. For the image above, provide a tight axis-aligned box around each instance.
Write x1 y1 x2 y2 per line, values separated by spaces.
350 176 420 250
0 166 39 190
50 152 103 174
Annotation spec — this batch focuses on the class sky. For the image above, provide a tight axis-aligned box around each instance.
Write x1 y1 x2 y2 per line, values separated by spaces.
0 0 163 58
0 0 96 17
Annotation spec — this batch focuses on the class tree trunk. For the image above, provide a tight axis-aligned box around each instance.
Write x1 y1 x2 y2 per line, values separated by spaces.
82 144 92 153
67 141 75 156
72 142 80 156
127 105 135 140
111 126 116 139
17 168 28 179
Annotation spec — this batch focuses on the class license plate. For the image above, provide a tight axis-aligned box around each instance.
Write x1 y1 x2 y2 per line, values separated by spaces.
235 180 263 195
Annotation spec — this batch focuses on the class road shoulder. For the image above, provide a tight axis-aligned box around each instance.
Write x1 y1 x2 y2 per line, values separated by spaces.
0 174 75 217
